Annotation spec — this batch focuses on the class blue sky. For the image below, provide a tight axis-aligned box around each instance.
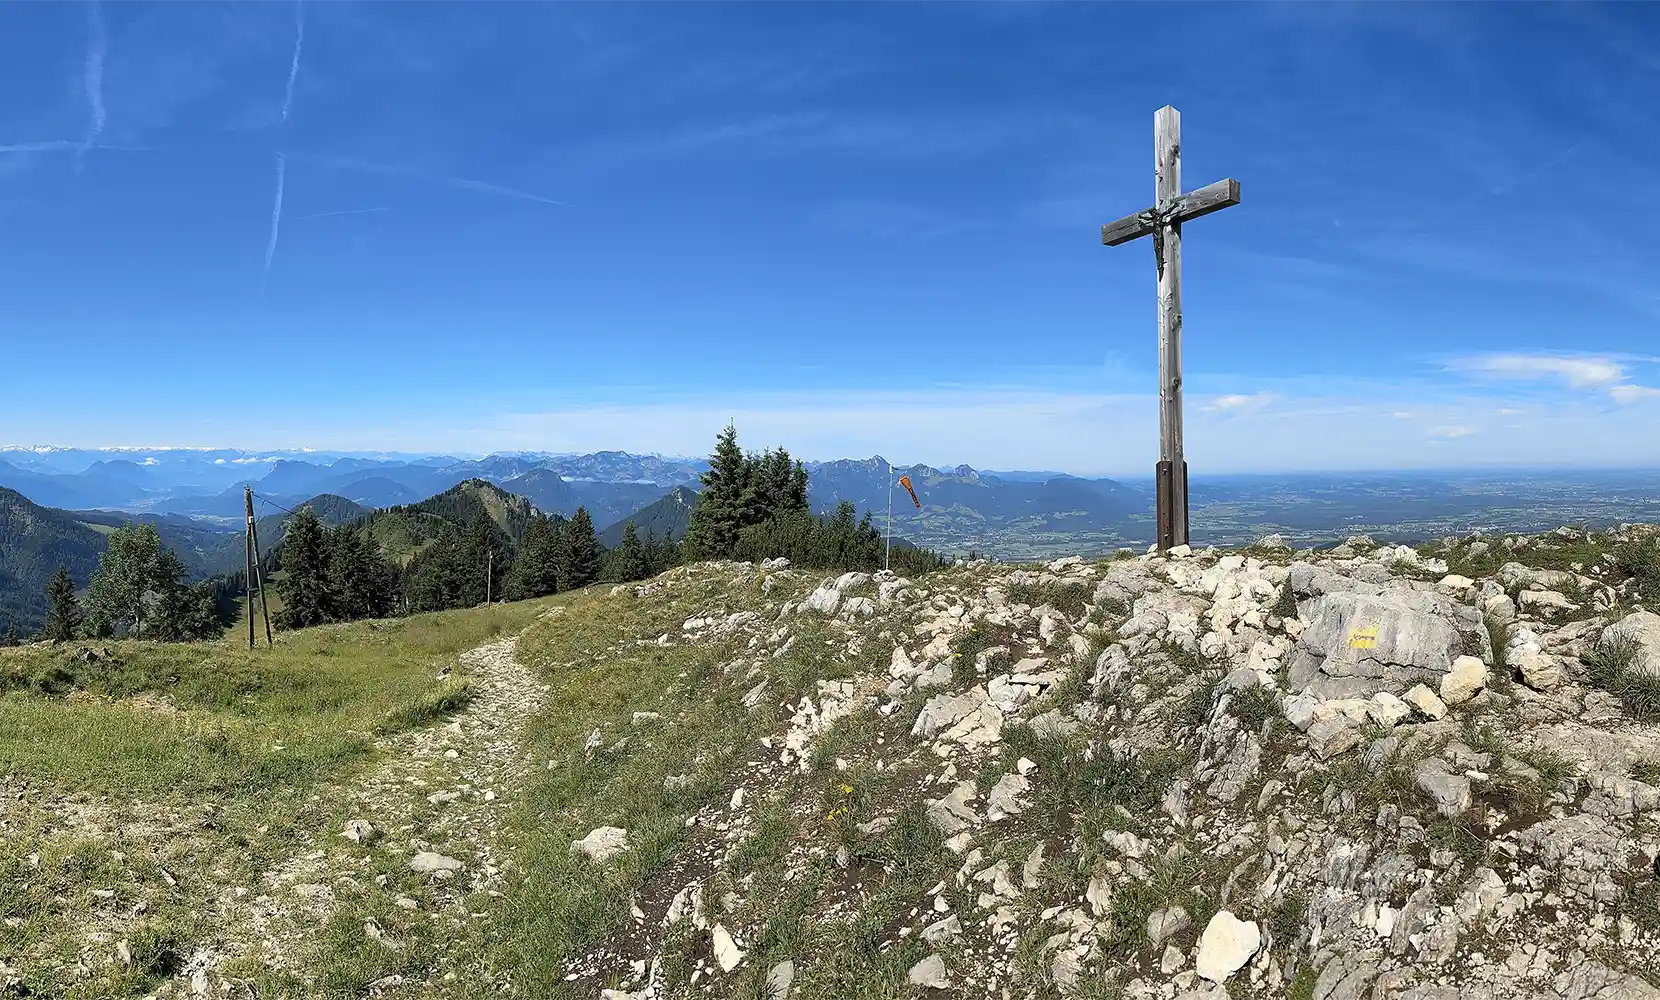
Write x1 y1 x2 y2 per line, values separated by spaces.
2 1 1657 476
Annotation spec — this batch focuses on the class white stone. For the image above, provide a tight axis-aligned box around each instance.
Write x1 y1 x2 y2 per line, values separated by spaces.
1161 944 1186 973
711 923 745 972
1147 904 1191 946
1440 655 1488 706
986 773 1030 820
1367 691 1411 728
907 954 949 989
1515 648 1567 691
1402 684 1448 720
409 852 463 874
922 914 962 944
1606 611 1660 676
341 819 378 844
803 587 842 615
1518 589 1577 612
571 826 630 864
766 960 795 999
1194 910 1260 982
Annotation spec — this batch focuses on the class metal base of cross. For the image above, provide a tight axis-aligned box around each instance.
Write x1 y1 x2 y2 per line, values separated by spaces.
1155 459 1189 553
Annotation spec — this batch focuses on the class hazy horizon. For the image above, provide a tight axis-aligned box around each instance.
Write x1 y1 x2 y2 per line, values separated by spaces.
8 442 1660 485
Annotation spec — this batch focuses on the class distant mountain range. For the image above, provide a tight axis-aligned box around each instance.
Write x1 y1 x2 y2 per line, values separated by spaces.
5 447 1660 631
0 448 711 516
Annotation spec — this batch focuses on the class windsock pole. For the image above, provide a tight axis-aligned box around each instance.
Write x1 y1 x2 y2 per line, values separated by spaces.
885 460 893 572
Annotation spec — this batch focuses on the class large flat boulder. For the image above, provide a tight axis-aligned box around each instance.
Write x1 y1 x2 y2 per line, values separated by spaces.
1606 611 1660 677
1285 589 1484 700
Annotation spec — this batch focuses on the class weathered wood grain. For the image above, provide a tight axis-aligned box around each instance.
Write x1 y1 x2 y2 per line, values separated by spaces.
1154 105 1187 548
1098 105 1239 551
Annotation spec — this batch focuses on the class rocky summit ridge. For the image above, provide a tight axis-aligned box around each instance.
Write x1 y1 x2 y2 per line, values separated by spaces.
572 524 1660 1000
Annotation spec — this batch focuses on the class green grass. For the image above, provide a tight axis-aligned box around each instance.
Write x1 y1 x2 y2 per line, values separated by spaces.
1584 630 1660 722
0 599 555 797
0 597 560 999
1225 685 1282 734
1006 578 1092 619
1271 584 1298 622
1612 532 1660 604
461 573 896 998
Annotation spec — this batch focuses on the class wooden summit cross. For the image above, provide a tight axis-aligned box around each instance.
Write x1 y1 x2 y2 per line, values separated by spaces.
1101 105 1239 553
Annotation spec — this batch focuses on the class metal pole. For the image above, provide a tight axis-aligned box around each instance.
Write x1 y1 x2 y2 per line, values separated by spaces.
885 460 892 572
244 487 257 650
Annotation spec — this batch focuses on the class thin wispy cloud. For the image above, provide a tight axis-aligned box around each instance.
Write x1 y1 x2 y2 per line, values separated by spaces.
261 154 286 295
293 206 391 221
292 153 562 207
1487 138 1590 197
75 0 108 174
1452 352 1624 388
1204 392 1276 414
1428 425 1475 439
281 0 305 124
1610 385 1660 403
2 141 77 154
1446 351 1660 402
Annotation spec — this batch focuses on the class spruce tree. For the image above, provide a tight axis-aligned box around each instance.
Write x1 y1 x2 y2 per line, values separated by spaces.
682 423 748 560
405 537 470 613
43 566 81 642
275 507 332 629
327 527 399 620
558 507 600 591
787 459 810 513
149 548 193 641
613 522 649 582
507 513 562 599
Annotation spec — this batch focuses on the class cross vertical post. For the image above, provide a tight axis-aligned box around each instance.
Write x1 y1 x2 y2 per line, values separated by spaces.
1100 105 1239 553
1154 106 1186 552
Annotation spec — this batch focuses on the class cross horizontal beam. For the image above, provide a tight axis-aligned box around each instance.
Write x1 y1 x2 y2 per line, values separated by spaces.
1099 177 1240 246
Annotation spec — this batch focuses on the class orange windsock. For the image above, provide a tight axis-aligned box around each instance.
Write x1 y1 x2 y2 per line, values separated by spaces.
898 475 921 508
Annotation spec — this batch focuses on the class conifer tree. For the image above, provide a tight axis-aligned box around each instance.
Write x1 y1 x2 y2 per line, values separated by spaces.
327 527 399 620
558 507 600 591
683 422 748 560
612 522 650 582
43 566 81 642
404 536 470 613
465 515 511 605
275 507 332 629
150 548 194 641
787 459 810 513
645 529 681 576
507 513 562 599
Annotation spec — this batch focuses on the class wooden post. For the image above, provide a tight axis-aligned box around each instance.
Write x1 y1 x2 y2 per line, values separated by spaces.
1154 107 1186 550
486 549 493 604
246 488 273 647
244 487 257 650
1099 106 1239 552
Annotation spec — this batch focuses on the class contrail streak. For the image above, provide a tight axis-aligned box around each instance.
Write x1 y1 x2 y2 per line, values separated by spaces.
291 152 564 206
261 154 286 295
280 0 304 124
76 0 107 173
294 206 392 220
1 141 74 153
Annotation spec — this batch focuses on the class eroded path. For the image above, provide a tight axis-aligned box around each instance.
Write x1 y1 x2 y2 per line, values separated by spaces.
182 625 554 996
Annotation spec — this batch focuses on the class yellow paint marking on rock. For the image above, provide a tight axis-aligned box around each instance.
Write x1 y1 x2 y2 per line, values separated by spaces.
1349 626 1379 650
